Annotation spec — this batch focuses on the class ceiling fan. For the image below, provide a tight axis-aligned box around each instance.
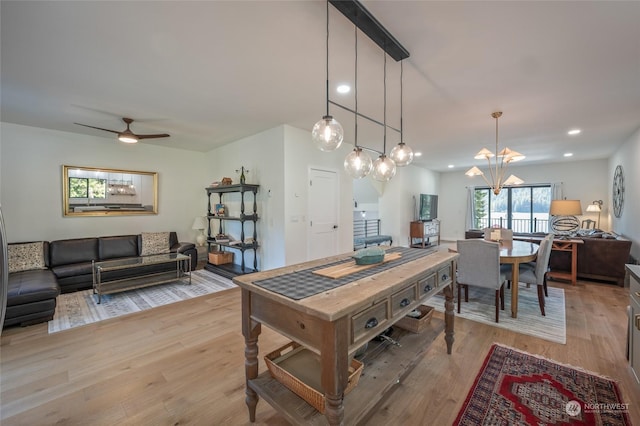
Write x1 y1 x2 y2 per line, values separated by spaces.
74 117 170 143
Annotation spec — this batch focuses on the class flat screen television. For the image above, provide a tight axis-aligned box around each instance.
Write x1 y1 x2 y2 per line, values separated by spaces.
419 194 438 221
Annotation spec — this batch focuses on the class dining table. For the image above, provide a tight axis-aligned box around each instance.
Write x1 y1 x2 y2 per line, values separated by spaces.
498 239 540 318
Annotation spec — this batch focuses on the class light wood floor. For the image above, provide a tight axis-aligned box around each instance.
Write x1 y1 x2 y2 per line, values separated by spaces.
1 278 639 425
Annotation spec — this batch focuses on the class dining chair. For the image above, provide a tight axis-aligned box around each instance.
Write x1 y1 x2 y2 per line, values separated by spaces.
505 234 554 315
456 239 506 323
483 227 513 242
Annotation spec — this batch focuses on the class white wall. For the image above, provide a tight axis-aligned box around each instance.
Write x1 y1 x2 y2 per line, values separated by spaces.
378 165 440 247
205 126 286 271
283 126 354 265
0 122 208 243
609 126 640 260
439 159 610 241
205 125 355 270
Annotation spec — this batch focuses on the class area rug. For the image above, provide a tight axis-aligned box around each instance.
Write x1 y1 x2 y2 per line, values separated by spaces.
428 284 566 344
48 270 236 333
454 344 632 425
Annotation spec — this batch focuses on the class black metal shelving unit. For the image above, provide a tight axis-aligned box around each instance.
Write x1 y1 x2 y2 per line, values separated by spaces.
204 184 259 279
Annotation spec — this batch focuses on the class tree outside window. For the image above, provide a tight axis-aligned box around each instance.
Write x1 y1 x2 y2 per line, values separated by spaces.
69 177 106 199
473 185 551 233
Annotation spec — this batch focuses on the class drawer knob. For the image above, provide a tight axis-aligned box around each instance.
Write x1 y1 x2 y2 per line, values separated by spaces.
441 274 449 281
424 284 432 292
636 314 640 331
365 318 378 329
400 298 411 307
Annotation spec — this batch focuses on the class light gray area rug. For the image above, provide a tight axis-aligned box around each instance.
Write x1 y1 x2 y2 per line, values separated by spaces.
428 284 566 344
48 270 236 334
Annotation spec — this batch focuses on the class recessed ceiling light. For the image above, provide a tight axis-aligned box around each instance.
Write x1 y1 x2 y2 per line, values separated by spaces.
414 152 422 157
564 152 573 157
447 164 454 168
568 129 581 135
336 85 350 94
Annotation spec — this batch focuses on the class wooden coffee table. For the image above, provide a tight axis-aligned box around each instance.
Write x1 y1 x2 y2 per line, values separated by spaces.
92 253 191 303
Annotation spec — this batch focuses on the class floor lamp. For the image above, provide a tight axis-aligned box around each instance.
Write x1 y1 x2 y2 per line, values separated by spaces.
586 200 603 229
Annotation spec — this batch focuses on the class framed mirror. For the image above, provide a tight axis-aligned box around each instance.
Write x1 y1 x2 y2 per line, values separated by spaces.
63 165 158 217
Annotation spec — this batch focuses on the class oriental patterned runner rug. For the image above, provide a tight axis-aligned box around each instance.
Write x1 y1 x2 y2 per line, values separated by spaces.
454 344 632 425
48 269 235 333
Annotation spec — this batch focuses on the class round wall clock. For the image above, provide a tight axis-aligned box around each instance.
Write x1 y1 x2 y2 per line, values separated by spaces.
613 165 624 218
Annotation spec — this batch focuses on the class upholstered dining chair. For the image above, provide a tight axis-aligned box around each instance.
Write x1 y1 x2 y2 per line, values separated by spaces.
483 227 513 242
456 239 507 323
505 234 554 315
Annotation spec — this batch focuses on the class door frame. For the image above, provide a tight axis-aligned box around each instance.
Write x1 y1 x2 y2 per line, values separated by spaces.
307 166 341 261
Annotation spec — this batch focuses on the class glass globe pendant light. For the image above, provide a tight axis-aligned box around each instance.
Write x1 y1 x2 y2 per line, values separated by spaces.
372 154 396 181
372 51 397 182
344 17 372 179
345 147 372 178
389 61 414 166
312 1 343 152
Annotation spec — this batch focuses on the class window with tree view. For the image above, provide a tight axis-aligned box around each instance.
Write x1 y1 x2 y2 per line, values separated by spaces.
68 177 106 199
473 185 551 233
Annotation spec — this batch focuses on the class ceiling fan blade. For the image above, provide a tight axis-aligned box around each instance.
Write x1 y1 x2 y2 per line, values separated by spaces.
137 133 170 140
74 123 119 134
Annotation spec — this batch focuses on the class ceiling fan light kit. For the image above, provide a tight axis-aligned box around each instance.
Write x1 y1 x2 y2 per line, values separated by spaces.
75 117 169 144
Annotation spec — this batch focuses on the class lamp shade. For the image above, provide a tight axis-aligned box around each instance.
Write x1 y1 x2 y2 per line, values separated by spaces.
586 204 601 212
192 216 208 230
549 200 582 216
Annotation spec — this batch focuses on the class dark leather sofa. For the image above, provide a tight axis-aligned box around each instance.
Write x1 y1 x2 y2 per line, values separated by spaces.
5 232 196 328
549 234 632 286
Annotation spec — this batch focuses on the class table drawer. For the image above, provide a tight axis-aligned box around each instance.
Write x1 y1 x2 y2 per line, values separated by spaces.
391 284 417 316
631 274 640 305
437 264 452 286
418 274 436 297
351 301 389 344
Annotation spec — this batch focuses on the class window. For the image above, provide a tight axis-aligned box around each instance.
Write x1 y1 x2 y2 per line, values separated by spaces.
473 185 551 233
68 177 106 199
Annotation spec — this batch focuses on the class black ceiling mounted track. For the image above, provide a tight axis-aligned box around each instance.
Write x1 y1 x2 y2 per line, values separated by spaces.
329 0 410 62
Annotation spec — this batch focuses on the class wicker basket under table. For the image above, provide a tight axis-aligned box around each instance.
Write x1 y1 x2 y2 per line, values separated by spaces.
264 341 364 413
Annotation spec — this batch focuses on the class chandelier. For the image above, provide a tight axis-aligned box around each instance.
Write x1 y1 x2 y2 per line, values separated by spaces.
313 0 413 182
465 111 525 195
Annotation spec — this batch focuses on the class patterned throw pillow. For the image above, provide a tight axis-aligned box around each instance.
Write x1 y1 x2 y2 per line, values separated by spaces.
8 242 46 273
140 232 170 256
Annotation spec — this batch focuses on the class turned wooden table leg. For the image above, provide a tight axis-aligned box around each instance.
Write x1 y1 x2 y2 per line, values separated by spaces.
241 289 261 422
443 281 455 355
321 316 348 426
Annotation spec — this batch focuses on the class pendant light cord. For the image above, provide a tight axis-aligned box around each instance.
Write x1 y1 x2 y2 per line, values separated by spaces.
383 47 387 154
400 61 403 143
354 15 358 148
325 0 330 117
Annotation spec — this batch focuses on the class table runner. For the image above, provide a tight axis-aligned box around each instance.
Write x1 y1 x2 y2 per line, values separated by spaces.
253 247 436 300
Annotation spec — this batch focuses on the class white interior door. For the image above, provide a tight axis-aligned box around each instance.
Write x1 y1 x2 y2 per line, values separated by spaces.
308 168 339 261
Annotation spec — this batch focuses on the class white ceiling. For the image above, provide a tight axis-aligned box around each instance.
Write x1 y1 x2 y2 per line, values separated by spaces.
2 1 639 172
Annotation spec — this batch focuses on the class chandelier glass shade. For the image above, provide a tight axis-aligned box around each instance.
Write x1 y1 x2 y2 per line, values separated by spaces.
372 154 396 181
465 111 524 195
344 147 373 178
390 142 414 166
312 116 344 151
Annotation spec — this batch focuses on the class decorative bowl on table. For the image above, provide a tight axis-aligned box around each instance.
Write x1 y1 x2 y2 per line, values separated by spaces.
352 246 386 265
